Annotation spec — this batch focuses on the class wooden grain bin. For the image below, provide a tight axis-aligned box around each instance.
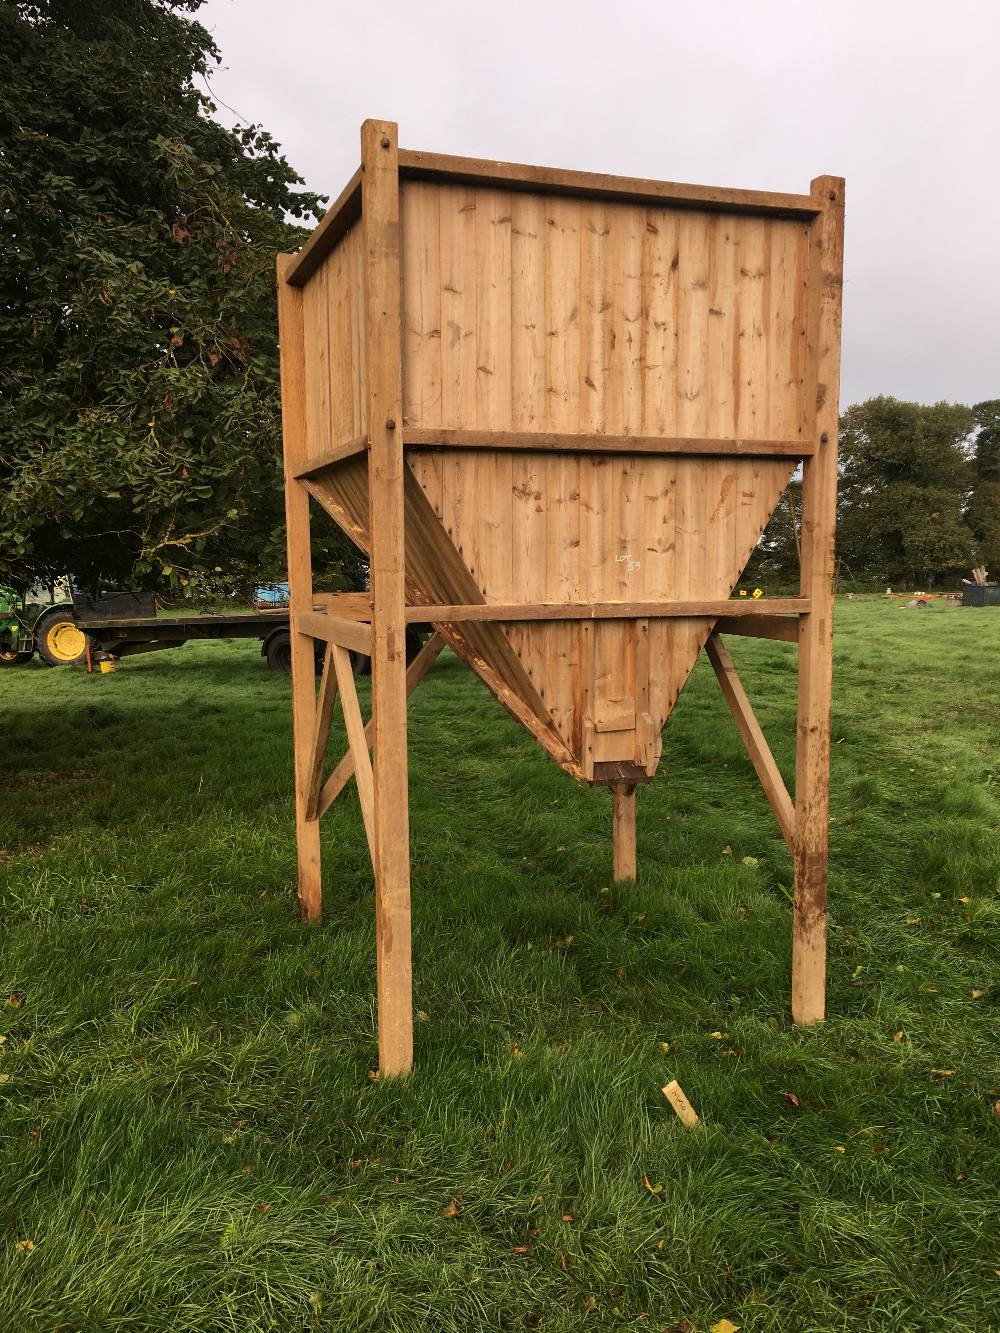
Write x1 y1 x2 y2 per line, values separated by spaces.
277 120 844 1076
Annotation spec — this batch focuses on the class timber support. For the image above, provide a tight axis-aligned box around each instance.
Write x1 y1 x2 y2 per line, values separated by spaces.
275 120 845 1067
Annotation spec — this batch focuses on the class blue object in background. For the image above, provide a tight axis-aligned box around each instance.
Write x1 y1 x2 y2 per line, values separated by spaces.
255 582 289 606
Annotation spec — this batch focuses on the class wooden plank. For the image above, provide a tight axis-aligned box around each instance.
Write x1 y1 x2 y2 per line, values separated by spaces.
295 610 373 655
402 427 812 457
328 236 354 449
401 180 443 431
705 633 795 851
715 614 799 643
677 211 711 438
402 598 810 622
284 167 363 287
509 193 547 699
331 644 376 855
316 632 446 819
309 591 373 620
579 618 595 778
349 220 367 439
398 148 821 219
511 191 547 430
302 255 332 463
707 211 739 436
276 253 323 923
292 435 368 479
640 207 679 435
305 645 339 820
612 783 637 881
792 176 845 1027
362 119 413 1078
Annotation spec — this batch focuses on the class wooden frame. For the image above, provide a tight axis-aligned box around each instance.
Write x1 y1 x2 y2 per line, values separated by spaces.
276 120 844 1073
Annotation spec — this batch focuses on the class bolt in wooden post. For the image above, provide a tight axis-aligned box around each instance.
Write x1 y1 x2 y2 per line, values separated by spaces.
362 119 414 1076
276 253 322 923
792 176 845 1025
612 783 637 881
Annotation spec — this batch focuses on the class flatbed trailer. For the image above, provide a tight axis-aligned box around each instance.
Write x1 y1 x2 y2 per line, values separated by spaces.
76 593 421 673
76 600 299 671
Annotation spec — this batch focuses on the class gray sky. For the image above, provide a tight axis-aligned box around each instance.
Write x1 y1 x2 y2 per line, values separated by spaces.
199 0 999 410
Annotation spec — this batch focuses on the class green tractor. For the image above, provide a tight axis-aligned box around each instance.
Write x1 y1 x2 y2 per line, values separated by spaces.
0 585 90 667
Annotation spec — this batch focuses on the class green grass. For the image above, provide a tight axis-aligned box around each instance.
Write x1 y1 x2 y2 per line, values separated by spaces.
1 601 998 1333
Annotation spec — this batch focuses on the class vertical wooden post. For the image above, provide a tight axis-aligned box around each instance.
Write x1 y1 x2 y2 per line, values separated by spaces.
792 176 845 1024
612 783 637 882
276 253 322 923
362 119 413 1076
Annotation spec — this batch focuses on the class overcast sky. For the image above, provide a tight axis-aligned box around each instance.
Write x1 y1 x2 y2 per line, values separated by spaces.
198 0 998 411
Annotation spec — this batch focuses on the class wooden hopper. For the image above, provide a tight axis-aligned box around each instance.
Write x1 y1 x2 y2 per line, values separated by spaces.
277 120 844 1076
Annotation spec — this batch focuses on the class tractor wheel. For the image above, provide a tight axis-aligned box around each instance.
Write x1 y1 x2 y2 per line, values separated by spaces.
35 610 89 667
0 646 32 667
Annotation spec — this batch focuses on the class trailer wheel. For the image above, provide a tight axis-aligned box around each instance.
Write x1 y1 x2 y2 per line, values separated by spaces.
0 646 32 667
35 610 89 667
264 629 293 673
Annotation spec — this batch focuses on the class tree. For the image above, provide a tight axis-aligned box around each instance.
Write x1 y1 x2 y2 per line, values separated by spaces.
836 397 976 587
742 482 801 590
968 400 1000 576
971 399 1000 483
0 0 361 597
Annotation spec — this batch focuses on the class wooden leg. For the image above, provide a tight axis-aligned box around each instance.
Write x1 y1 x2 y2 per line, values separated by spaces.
791 611 831 1024
290 625 322 922
363 119 413 1077
612 783 637 882
276 253 322 924
791 175 845 1025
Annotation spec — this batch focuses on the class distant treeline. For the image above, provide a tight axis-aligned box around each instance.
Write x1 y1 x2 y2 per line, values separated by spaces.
746 397 1000 590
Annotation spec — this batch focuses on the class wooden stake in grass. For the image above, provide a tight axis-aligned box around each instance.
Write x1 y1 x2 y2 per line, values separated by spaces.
662 1080 700 1128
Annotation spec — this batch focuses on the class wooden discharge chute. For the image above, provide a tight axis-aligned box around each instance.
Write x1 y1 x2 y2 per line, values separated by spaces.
277 120 844 1075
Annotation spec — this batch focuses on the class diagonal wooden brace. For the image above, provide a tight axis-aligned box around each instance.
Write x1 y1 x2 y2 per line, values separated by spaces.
331 643 377 863
705 632 796 852
316 632 446 820
305 645 340 820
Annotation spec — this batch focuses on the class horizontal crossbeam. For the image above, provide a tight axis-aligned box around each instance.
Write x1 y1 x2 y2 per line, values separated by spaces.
294 610 373 655
398 148 822 219
293 430 814 472
403 599 810 623
714 614 800 643
292 436 369 478
401 428 813 458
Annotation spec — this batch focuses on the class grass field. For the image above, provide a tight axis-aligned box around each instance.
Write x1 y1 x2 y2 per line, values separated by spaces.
2 600 998 1333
